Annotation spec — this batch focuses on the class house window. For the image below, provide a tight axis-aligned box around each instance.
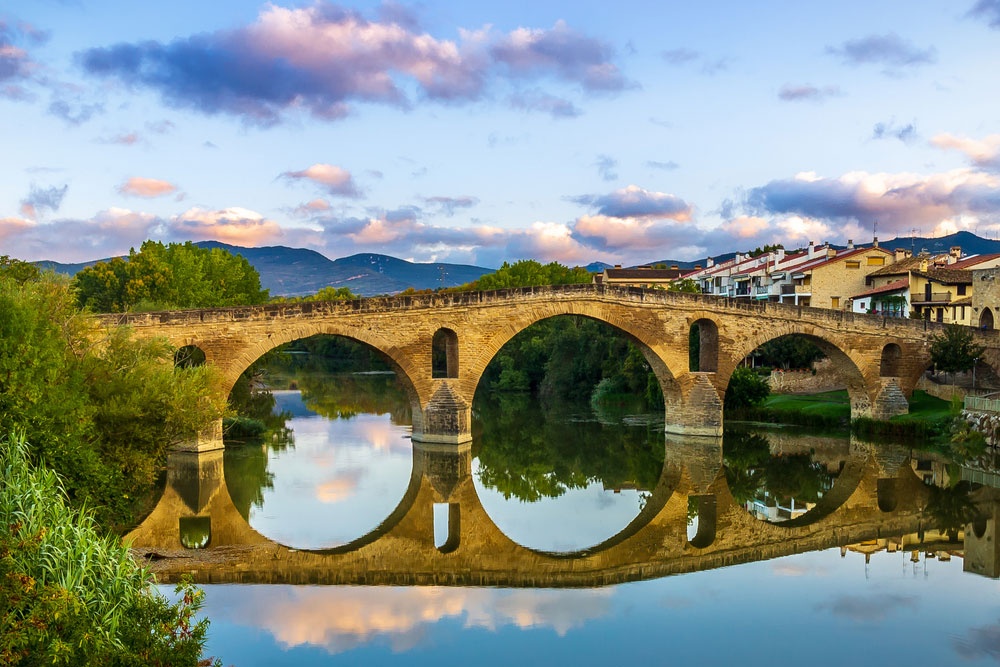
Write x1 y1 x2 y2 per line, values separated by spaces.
958 284 967 295
867 256 885 266
831 296 840 309
845 261 860 269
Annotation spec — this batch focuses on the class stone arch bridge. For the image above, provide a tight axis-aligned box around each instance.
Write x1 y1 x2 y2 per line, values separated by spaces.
103 284 1000 447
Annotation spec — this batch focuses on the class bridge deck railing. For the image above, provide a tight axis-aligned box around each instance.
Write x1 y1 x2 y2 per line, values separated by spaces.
98 283 1000 342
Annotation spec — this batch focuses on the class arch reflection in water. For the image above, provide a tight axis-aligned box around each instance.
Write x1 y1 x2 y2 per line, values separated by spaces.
224 381 414 550
723 429 848 524
130 424 1000 590
471 397 665 553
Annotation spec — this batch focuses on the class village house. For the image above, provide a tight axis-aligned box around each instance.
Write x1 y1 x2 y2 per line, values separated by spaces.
682 238 896 309
857 247 976 323
592 265 687 289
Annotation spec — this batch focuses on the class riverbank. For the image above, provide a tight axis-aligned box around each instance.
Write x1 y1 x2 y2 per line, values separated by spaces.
734 389 954 441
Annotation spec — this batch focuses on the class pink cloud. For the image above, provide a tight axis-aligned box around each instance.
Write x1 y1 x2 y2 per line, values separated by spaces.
931 133 1000 170
282 164 361 198
168 207 285 246
118 177 178 198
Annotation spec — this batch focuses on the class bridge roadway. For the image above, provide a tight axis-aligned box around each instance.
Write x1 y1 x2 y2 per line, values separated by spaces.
130 436 1000 587
104 284 1000 446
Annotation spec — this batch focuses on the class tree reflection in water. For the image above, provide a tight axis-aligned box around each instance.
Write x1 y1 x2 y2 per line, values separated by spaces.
723 429 839 523
472 394 664 503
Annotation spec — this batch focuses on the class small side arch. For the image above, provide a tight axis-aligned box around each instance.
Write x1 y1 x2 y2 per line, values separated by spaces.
981 307 995 330
432 328 459 379
174 344 206 369
689 318 719 373
879 343 902 377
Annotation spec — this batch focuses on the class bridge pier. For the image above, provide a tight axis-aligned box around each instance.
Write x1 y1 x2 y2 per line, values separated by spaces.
411 381 473 445
171 419 225 453
870 378 910 420
664 373 724 437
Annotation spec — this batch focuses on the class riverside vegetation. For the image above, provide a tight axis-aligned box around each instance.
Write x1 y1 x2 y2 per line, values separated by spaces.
0 251 235 665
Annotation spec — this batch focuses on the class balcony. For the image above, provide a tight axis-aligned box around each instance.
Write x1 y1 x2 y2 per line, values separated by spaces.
912 292 952 305
780 285 795 295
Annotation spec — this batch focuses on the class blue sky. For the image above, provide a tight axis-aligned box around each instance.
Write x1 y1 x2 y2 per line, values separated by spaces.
3 1 1000 267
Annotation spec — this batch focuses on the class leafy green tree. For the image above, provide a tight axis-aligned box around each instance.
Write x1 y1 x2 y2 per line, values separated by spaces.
74 240 269 312
930 324 984 374
668 278 701 293
472 259 591 290
0 255 41 284
0 272 225 528
309 286 358 301
724 366 771 411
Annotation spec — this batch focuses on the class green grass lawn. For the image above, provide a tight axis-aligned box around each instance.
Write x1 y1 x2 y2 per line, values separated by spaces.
761 389 951 423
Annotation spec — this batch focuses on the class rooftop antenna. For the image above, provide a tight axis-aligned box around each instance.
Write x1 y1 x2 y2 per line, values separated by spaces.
911 227 917 253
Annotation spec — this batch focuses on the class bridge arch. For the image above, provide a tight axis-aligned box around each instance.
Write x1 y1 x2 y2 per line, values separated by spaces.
219 324 427 435
467 309 683 409
722 325 874 419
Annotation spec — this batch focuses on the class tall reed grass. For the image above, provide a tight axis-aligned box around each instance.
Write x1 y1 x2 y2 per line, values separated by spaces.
1 431 217 666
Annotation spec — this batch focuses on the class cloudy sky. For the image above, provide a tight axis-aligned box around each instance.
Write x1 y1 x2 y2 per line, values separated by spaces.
3 1 1000 267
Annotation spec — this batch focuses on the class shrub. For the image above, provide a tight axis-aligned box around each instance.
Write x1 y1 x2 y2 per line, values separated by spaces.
0 432 218 666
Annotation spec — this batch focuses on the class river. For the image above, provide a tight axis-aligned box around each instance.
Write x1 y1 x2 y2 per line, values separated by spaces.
132 358 1000 666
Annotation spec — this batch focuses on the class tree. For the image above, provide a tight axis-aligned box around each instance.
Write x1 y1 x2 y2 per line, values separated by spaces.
0 271 225 528
930 324 984 374
471 259 591 290
724 366 770 411
668 278 701 293
74 240 269 312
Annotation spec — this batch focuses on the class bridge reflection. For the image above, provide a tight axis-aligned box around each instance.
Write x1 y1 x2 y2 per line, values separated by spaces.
128 433 1000 585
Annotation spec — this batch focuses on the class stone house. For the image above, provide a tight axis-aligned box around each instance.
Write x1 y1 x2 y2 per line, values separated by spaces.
593 265 687 289
863 249 974 323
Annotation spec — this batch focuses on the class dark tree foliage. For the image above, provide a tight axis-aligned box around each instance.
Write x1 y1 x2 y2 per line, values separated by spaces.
929 324 985 374
724 366 770 411
754 335 826 370
470 259 591 290
0 272 224 528
74 240 269 312
479 315 663 408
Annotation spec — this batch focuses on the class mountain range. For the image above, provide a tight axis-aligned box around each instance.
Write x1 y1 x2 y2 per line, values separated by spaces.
34 231 1000 297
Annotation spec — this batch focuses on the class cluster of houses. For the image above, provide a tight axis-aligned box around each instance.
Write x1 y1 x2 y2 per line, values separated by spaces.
593 237 1000 329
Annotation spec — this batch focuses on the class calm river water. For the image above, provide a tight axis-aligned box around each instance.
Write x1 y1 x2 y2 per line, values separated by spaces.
141 362 1000 666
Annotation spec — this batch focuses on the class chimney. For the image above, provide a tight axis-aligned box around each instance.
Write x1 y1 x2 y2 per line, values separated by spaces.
614 264 622 269
847 239 854 250
736 253 745 263
671 264 678 270
919 258 929 272
706 258 714 268
826 246 837 259
808 241 816 258
950 246 962 261
775 248 785 262
694 264 702 270
894 248 910 261
873 236 879 248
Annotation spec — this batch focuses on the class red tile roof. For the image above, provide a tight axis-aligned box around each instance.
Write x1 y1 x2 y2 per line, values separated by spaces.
850 278 909 300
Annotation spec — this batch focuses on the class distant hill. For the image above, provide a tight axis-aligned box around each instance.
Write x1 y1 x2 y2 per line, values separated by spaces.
37 241 494 297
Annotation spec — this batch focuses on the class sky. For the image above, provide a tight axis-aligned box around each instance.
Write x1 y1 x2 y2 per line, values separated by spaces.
3 1 1000 268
